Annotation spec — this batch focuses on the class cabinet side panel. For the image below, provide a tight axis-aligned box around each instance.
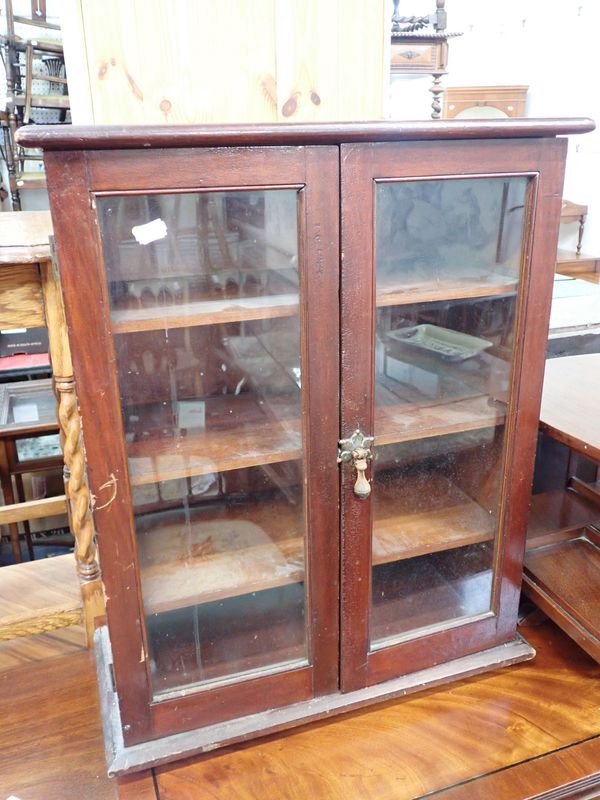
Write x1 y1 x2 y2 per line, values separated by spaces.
494 137 568 636
44 150 152 741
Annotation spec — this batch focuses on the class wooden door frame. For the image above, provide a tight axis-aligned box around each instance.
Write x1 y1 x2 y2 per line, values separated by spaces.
45 144 341 745
339 137 567 691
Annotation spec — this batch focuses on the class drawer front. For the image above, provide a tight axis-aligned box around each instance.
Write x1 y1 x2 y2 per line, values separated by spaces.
391 43 439 72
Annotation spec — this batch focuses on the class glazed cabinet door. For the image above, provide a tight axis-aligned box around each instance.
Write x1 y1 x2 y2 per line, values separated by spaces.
45 145 340 744
339 138 566 690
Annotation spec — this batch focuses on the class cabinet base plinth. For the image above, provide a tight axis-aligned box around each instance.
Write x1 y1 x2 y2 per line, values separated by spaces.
96 626 535 776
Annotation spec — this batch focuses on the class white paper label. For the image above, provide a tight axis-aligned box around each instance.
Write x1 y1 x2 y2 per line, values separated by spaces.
177 400 206 429
13 402 39 423
131 218 168 245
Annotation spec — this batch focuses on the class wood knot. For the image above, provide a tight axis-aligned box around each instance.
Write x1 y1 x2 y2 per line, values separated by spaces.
159 98 172 116
98 61 108 79
282 92 300 117
310 90 321 106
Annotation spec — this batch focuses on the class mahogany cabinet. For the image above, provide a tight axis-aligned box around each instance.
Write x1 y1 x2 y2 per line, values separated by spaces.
17 118 593 774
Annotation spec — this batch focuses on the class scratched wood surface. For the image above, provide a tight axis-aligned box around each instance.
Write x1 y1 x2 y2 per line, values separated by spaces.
138 472 495 615
150 621 600 799
62 1 385 125
0 209 53 264
1 621 599 799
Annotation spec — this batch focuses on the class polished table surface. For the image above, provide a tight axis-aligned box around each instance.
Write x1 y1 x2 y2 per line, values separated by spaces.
540 353 600 462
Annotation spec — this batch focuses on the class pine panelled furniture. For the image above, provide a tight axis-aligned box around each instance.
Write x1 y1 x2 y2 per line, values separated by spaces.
17 117 594 775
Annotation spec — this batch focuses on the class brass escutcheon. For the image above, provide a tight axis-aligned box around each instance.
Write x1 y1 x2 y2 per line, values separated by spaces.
338 429 375 499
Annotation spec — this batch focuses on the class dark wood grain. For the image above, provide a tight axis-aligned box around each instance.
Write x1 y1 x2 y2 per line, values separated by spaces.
528 489 600 543
0 650 116 800
152 622 600 800
301 145 341 696
116 771 157 800
426 736 600 799
16 117 595 150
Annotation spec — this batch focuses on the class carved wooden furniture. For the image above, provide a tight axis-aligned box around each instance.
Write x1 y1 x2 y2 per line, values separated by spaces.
444 86 529 120
525 354 600 662
0 210 102 644
555 199 600 284
1 0 69 209
390 0 462 119
560 199 587 256
18 116 593 774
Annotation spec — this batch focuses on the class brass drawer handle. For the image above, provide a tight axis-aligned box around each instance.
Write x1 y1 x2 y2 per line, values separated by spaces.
338 430 374 499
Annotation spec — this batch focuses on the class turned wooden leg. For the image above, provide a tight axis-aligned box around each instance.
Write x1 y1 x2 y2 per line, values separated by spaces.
41 257 105 646
0 440 22 563
430 72 445 120
576 213 586 256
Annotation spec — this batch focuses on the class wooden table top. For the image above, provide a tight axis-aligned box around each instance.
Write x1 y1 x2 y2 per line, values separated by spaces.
540 353 600 461
0 210 53 264
1 620 600 800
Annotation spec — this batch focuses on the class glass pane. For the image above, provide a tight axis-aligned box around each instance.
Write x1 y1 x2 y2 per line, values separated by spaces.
15 433 61 461
1 380 57 430
371 176 528 648
9 394 56 427
96 189 308 695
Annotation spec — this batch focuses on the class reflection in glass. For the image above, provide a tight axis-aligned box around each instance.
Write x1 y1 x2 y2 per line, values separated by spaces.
371 176 528 648
96 189 308 695
376 177 527 302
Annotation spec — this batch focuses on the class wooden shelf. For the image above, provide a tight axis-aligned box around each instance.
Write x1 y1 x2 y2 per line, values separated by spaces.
127 394 301 486
524 526 600 662
14 94 70 109
376 272 517 307
140 473 494 615
126 387 502 489
112 292 299 333
524 488 600 662
527 489 600 548
374 476 495 562
376 392 505 446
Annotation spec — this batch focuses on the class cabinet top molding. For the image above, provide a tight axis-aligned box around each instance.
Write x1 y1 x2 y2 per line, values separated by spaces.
16 118 595 151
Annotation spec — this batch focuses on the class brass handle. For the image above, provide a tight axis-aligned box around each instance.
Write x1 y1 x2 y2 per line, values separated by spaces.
338 430 374 500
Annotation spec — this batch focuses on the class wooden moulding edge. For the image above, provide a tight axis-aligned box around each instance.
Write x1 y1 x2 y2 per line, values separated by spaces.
94 626 536 777
15 118 596 151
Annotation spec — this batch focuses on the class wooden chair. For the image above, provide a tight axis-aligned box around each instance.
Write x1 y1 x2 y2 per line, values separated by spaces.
0 211 103 646
1 0 69 209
